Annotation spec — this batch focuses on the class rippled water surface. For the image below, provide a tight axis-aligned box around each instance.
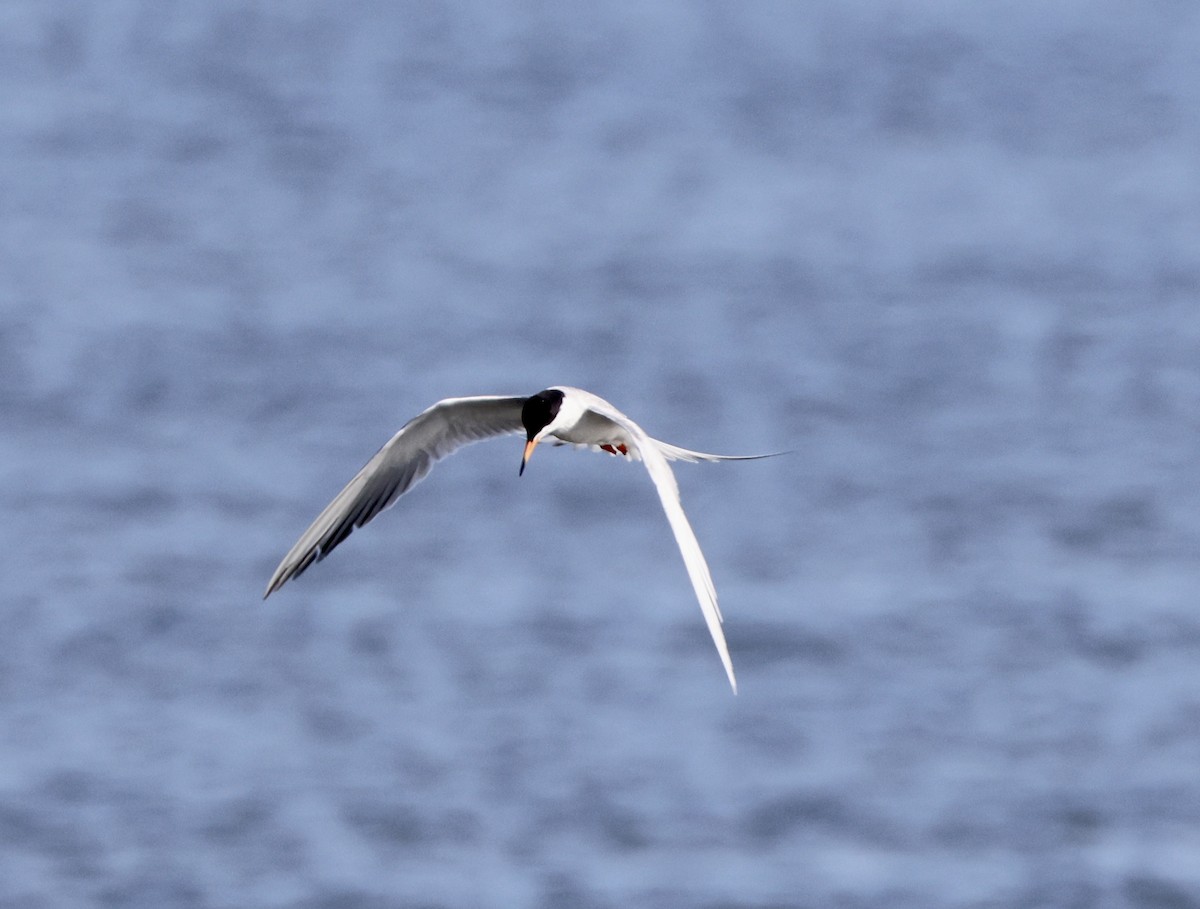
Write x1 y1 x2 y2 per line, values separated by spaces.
3 3 1200 907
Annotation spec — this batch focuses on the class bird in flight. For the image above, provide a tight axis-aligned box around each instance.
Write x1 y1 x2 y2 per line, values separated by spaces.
264 386 773 692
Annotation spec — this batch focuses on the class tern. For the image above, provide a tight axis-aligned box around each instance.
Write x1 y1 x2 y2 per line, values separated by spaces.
264 386 772 692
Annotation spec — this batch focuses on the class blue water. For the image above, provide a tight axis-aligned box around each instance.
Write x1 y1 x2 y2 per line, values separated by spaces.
3 3 1200 906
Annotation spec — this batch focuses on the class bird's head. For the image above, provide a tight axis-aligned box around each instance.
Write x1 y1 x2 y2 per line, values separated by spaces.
519 388 565 476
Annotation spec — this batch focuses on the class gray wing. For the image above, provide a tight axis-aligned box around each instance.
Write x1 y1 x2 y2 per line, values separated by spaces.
563 393 741 693
264 395 525 597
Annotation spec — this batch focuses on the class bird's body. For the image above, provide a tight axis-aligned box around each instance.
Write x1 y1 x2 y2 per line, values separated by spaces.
265 386 770 692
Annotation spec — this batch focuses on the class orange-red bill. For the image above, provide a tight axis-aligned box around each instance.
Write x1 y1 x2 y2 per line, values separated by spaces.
519 437 539 476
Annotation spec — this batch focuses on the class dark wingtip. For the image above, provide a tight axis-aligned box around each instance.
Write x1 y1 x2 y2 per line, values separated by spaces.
263 570 288 599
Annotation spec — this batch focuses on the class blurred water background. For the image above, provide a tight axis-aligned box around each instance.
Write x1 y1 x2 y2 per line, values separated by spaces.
3 2 1200 907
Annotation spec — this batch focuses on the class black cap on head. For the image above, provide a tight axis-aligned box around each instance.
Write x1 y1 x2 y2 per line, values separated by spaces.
519 389 564 477
521 389 564 441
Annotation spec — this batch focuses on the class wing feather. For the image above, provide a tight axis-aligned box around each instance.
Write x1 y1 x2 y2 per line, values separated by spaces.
574 397 739 693
264 395 525 597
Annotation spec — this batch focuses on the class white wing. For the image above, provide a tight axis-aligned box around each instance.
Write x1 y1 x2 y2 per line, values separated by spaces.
555 389 740 693
265 395 525 597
